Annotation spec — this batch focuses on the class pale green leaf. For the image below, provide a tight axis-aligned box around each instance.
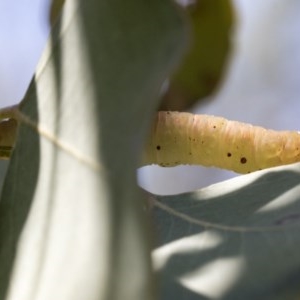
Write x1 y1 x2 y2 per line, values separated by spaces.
0 1 186 299
151 164 300 300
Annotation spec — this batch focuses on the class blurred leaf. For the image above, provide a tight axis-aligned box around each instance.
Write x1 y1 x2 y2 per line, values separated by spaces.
49 0 65 26
151 163 300 299
0 1 186 299
160 0 234 110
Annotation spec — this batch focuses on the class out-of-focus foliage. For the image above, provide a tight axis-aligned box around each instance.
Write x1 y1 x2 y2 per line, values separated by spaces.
160 0 234 111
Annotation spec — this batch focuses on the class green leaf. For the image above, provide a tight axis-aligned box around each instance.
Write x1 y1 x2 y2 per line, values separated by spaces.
160 0 234 110
151 164 300 300
0 1 186 299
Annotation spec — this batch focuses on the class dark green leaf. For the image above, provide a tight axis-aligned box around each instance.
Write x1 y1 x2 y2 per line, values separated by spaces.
160 0 234 110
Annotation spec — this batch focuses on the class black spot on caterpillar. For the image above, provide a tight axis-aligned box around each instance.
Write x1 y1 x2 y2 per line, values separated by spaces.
240 157 247 164
142 111 300 174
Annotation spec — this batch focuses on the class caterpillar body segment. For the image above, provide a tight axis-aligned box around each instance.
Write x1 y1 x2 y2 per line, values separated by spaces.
143 111 300 174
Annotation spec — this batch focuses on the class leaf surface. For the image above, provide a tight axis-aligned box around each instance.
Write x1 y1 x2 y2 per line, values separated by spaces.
0 1 186 299
151 163 300 300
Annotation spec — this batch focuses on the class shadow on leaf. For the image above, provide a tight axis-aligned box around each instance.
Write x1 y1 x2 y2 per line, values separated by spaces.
150 168 300 300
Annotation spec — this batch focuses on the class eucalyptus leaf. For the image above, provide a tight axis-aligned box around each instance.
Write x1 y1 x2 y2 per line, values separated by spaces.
0 1 186 300
151 163 300 300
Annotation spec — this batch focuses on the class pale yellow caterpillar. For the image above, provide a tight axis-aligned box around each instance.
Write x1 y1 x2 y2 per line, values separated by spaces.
142 111 300 174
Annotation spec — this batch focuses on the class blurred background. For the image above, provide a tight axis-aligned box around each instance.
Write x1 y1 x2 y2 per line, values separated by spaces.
1 0 300 195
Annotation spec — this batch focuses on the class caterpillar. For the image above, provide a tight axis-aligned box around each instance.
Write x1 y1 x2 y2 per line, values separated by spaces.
142 111 300 174
2 108 300 173
0 118 18 159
